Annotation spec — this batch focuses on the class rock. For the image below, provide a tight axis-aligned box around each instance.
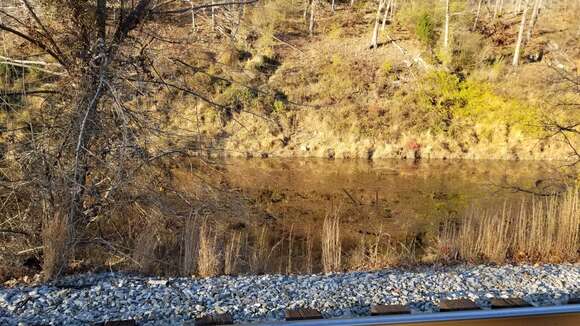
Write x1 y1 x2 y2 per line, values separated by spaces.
0 264 578 325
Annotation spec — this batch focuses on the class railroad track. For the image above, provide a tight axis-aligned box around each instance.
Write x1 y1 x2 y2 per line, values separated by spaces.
96 298 580 325
249 304 580 326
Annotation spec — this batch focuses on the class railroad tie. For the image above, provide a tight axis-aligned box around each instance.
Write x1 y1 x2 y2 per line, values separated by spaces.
92 320 136 326
285 308 323 321
439 299 480 312
370 304 411 316
192 312 234 326
490 298 531 309
568 297 580 304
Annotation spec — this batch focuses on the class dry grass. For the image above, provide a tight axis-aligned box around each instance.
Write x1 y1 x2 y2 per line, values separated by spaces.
197 218 221 277
41 213 70 280
349 225 420 271
133 227 160 275
224 231 242 275
436 187 579 263
321 213 342 273
248 226 282 274
304 226 314 274
180 212 197 276
286 224 294 274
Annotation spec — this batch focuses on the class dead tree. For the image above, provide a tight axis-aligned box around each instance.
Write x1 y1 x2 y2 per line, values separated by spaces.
526 0 542 42
512 0 529 66
473 0 483 30
309 0 317 36
370 0 387 49
444 0 450 50
381 0 393 30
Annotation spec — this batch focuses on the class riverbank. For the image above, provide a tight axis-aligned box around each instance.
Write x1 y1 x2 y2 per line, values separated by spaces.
1 264 578 325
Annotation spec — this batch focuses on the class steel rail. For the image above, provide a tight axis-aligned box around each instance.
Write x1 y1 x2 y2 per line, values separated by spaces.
248 304 580 326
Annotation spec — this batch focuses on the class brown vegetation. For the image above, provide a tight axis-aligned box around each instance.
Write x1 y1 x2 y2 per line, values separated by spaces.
321 212 342 273
435 187 579 263
0 0 578 282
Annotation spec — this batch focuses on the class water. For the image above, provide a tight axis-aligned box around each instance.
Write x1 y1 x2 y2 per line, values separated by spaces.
174 158 568 274
222 158 558 228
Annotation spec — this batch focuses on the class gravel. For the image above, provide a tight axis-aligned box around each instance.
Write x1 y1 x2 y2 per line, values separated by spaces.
0 264 578 325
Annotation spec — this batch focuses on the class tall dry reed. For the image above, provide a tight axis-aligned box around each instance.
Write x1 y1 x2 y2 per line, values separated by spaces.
321 213 341 273
224 231 242 275
42 214 70 280
248 226 282 274
304 226 314 274
437 187 579 263
180 212 197 276
197 218 221 277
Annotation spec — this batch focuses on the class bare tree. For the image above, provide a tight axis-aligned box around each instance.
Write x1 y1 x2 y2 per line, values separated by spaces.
381 0 393 30
309 0 317 36
526 0 542 42
0 0 259 280
370 0 387 49
444 0 450 50
473 0 483 30
512 0 529 66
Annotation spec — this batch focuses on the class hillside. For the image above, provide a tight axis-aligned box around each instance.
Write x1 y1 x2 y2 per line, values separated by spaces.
158 0 579 161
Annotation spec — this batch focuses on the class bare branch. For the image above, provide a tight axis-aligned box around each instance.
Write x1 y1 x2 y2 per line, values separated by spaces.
19 0 67 65
0 23 67 68
152 0 259 15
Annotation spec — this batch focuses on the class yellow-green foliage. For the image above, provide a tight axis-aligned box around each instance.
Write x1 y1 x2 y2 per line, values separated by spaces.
414 71 541 136
416 13 437 48
456 79 541 135
380 60 394 75
273 99 286 114
398 1 441 48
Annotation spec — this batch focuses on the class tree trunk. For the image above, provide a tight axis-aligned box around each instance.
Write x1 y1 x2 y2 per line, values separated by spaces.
493 0 499 19
381 0 392 30
211 0 216 30
473 0 483 30
515 0 522 13
309 0 316 36
370 0 386 49
444 0 450 50
190 0 196 31
512 1 529 66
332 0 336 13
526 0 542 42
